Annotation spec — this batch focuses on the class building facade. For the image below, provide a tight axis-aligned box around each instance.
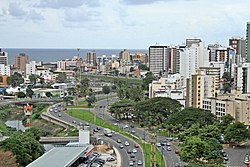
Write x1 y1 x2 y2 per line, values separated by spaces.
14 53 29 74
149 45 168 76
0 49 8 65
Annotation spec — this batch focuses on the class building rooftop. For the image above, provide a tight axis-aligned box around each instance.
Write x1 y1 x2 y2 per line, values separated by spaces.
27 145 93 167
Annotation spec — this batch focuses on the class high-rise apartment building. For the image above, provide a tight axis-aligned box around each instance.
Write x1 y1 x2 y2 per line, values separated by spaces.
246 22 250 62
242 63 250 94
191 70 216 108
0 49 8 65
14 53 29 74
86 50 97 66
149 45 168 76
166 46 178 74
229 36 246 60
179 41 209 79
119 49 131 63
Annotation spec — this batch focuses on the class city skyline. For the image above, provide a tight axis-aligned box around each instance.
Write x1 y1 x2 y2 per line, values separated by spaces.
0 0 250 49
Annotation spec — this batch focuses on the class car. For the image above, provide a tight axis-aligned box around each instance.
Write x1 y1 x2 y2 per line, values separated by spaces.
72 120 76 124
85 123 90 126
175 149 180 154
224 157 229 161
134 144 139 148
125 141 130 146
93 152 100 157
119 144 124 149
166 142 171 146
58 114 62 117
127 149 132 154
130 125 135 128
130 153 135 158
137 160 143 165
223 160 227 164
131 130 136 133
175 163 180 167
129 161 134 166
96 127 101 130
156 143 161 147
114 123 118 126
117 139 122 143
123 125 129 129
106 156 116 161
132 148 137 153
93 128 98 132
167 147 171 151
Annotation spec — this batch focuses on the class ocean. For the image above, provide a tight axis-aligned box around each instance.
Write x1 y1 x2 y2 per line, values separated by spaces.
2 48 148 65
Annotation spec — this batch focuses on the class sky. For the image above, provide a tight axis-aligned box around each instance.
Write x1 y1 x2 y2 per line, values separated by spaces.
0 0 249 49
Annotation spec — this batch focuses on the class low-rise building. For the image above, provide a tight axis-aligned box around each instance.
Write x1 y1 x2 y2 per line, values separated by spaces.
202 92 250 125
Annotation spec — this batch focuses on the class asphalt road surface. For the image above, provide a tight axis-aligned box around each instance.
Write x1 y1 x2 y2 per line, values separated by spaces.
49 103 144 167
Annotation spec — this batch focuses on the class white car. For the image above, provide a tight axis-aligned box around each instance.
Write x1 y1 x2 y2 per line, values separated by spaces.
129 161 134 166
132 148 137 153
156 143 161 147
125 141 130 146
137 160 143 165
123 125 129 129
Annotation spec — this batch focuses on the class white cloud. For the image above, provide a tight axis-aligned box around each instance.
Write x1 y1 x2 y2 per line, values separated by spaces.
0 0 250 48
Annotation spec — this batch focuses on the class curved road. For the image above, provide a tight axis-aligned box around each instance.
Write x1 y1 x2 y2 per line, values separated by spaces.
49 103 144 167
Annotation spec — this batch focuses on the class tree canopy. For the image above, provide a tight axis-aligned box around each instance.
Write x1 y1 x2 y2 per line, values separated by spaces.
142 72 156 91
109 99 135 120
168 108 217 128
224 121 250 143
7 72 24 87
0 128 45 166
135 97 182 128
102 86 110 95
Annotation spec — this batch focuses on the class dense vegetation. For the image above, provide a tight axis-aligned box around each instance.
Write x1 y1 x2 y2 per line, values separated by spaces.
0 128 45 167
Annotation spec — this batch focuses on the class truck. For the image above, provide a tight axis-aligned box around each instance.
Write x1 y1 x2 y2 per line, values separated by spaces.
104 128 112 137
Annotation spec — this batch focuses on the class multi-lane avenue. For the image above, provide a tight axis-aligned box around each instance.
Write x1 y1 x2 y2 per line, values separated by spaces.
48 102 144 167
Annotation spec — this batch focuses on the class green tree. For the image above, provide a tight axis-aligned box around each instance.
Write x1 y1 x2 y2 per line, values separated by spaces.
45 92 52 98
63 96 74 106
67 87 75 96
26 87 34 98
102 86 110 95
39 77 45 85
109 99 135 120
135 97 182 128
56 73 66 83
86 94 96 107
180 136 222 163
224 121 250 143
77 78 90 98
16 92 26 98
7 72 24 87
142 72 156 91
138 64 149 71
168 108 217 128
29 74 37 85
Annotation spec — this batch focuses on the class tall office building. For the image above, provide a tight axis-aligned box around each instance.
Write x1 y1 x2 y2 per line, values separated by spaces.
229 37 246 60
86 50 97 66
246 22 250 62
0 49 8 65
149 45 168 76
14 53 29 74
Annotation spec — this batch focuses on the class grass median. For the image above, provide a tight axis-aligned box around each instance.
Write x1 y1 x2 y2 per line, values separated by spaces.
67 108 165 167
